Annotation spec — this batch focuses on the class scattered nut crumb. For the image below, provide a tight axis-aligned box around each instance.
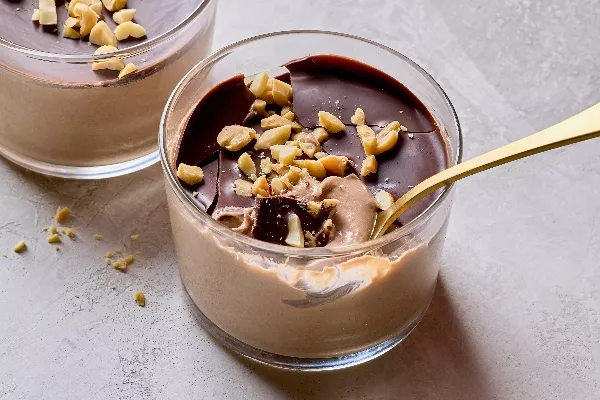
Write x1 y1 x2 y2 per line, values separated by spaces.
114 249 121 254
270 177 286 195
318 111 345 133
105 258 112 265
134 291 146 307
177 163 204 185
61 227 76 238
112 254 134 271
131 234 139 241
55 206 71 223
94 234 103 240
31 8 41 21
92 57 125 71
13 240 27 254
47 233 61 244
55 246 60 252
49 225 58 235
323 199 341 208
105 251 114 258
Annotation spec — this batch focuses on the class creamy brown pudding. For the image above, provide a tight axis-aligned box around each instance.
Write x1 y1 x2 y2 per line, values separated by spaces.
0 0 216 174
166 54 454 359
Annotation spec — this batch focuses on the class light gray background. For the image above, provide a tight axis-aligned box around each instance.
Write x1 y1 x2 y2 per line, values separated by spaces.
1 0 599 398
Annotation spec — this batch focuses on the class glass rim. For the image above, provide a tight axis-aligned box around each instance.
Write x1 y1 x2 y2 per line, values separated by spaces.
159 29 463 258
0 0 214 62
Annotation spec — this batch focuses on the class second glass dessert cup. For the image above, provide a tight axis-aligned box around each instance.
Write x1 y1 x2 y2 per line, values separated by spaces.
160 31 462 370
0 0 217 179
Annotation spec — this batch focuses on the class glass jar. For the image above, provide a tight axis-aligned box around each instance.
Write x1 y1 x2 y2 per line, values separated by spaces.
0 0 217 179
160 31 462 370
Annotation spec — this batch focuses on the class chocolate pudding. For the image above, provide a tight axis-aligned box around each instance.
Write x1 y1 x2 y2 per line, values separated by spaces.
165 51 457 360
175 55 448 246
0 0 216 174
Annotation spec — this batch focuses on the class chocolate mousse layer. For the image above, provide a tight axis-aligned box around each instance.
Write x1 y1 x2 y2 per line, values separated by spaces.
176 55 449 246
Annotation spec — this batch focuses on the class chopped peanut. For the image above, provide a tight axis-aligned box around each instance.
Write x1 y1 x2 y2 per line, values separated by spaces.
61 227 76 238
285 214 304 248
237 152 256 177
281 106 292 116
271 79 293 106
38 0 58 25
55 206 71 223
323 199 341 208
134 291 146 307
233 180 253 197
94 45 118 55
307 201 322 217
259 78 275 103
251 175 270 197
92 57 125 71
118 63 137 79
375 190 395 210
63 26 80 39
360 155 377 176
177 163 204 185
68 0 91 17
282 111 295 121
79 6 99 37
217 125 257 151
254 126 291 150
357 125 377 156
318 111 345 133
89 21 118 47
260 114 303 131
350 108 366 125
312 127 329 143
101 0 127 11
113 8 136 24
47 234 61 244
248 72 269 98
298 143 317 158
113 254 134 271
114 21 146 40
260 158 273 174
31 9 41 21
251 99 267 115
319 155 348 176
374 129 399 155
314 151 328 159
64 17 80 28
13 240 27 254
270 177 286 195
294 159 326 179
89 0 103 16
270 144 302 166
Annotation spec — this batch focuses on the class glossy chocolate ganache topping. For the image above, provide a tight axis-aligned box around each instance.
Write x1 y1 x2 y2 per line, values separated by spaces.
175 55 448 247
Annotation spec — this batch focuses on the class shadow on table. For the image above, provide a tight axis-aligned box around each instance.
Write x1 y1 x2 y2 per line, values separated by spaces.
235 277 493 400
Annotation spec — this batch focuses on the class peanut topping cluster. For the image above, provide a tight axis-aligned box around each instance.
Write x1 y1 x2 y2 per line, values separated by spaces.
31 0 143 77
176 70 413 245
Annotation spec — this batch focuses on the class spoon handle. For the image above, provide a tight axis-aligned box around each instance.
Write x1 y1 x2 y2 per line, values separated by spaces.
371 102 600 239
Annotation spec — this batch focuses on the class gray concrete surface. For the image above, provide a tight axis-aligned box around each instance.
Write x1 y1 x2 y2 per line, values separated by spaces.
1 0 599 398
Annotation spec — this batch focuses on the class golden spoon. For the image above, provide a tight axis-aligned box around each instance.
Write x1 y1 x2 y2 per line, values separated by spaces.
370 102 600 240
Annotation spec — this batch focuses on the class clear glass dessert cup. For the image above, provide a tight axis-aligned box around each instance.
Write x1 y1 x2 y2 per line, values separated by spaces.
0 0 217 179
160 31 462 371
